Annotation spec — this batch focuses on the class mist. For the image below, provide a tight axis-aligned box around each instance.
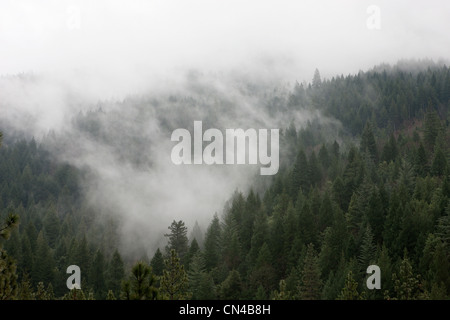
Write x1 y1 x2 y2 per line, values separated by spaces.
1 0 449 258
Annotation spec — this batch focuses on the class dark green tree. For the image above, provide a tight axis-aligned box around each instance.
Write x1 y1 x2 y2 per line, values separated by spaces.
150 248 165 277
106 249 125 297
165 220 189 263
160 249 189 300
89 250 106 299
219 270 242 300
203 214 221 271
298 243 322 300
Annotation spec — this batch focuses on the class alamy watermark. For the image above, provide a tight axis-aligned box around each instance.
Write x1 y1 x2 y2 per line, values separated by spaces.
171 121 279 175
366 5 381 30
66 265 81 289
366 265 381 290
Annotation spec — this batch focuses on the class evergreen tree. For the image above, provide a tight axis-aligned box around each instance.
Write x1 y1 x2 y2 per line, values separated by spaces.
0 249 18 300
312 68 322 88
431 146 447 176
291 150 309 196
423 109 441 150
219 270 242 300
358 225 376 271
337 271 364 300
160 249 189 300
18 273 34 300
106 249 125 297
188 252 210 300
165 220 189 263
62 288 87 300
387 251 424 300
203 214 221 271
185 238 200 270
43 210 60 248
89 250 106 299
308 152 322 187
360 122 378 162
150 248 165 277
272 280 292 300
106 290 116 300
298 243 322 300
31 231 55 286
127 261 158 300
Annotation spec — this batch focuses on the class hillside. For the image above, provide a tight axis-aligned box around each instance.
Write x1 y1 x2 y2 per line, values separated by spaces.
1 61 449 300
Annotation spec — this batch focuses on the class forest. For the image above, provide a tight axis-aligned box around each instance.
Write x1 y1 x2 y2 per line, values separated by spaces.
1 60 450 300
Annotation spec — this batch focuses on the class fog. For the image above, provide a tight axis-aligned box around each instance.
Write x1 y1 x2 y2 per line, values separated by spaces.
1 0 449 257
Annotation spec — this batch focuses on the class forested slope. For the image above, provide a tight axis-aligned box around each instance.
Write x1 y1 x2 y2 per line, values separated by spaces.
0 61 449 299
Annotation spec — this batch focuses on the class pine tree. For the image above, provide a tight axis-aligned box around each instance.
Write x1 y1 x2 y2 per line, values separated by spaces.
298 243 322 300
431 146 447 176
106 290 116 300
160 249 189 300
43 210 60 248
127 261 158 300
203 214 221 271
415 143 428 177
89 250 106 299
318 144 330 168
312 69 322 89
150 248 165 277
165 220 189 263
291 150 309 196
219 270 242 300
35 282 49 300
62 288 87 300
185 238 200 270
18 273 34 300
360 122 378 162
31 231 55 286
106 249 125 297
221 210 241 272
337 271 364 300
189 221 204 248
272 280 291 300
0 249 18 300
388 251 424 300
188 252 207 300
308 151 322 187
423 109 441 150
358 225 376 271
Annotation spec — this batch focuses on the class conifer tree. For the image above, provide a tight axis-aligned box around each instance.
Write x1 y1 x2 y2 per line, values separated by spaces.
203 214 221 271
62 288 87 300
165 220 189 263
18 273 34 300
32 231 55 286
272 280 291 300
219 270 242 300
360 122 378 162
106 249 125 297
388 251 424 300
89 250 106 299
188 252 207 300
128 261 158 300
423 109 441 150
160 249 189 300
150 248 165 277
337 271 364 300
185 238 200 270
358 225 376 271
298 243 322 300
106 290 116 300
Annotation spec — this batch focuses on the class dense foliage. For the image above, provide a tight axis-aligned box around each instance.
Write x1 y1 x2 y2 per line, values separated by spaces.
0 61 449 299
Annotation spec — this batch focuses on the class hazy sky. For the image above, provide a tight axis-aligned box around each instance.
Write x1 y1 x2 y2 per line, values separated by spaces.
1 0 449 257
1 0 449 95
